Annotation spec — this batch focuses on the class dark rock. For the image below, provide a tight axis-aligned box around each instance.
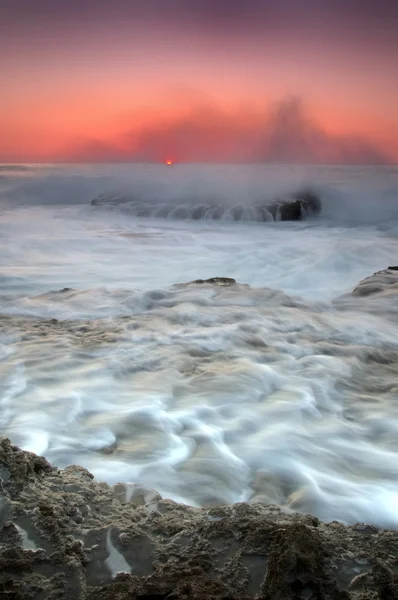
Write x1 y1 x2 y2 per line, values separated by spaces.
91 190 321 222
261 523 349 600
49 287 73 294
0 438 53 491
265 191 322 222
371 562 398 600
1 437 398 599
191 277 236 286
293 190 322 213
279 199 302 221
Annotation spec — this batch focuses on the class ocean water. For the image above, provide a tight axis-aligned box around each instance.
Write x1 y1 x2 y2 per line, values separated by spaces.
1 163 398 527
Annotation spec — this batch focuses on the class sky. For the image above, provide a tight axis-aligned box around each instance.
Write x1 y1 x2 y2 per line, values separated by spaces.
1 0 397 163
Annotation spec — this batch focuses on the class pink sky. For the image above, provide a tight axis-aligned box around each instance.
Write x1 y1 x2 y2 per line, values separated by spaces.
1 1 397 163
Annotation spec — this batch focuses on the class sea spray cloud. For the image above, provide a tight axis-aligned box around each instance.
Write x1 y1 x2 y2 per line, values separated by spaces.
62 97 391 164
254 97 390 164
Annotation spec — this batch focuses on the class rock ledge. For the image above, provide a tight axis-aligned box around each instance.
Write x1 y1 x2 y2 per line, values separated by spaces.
1 438 398 599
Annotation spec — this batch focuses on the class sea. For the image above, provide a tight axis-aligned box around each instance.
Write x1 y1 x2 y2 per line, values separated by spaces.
1 163 398 527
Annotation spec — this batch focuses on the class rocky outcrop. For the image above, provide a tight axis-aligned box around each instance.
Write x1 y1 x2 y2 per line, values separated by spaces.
90 190 321 222
190 277 237 286
352 267 398 297
265 191 321 221
1 438 398 599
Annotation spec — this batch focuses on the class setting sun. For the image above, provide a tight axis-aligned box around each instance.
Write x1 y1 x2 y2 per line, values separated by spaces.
166 160 173 165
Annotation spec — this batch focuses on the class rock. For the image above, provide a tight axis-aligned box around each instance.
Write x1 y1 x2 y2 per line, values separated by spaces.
90 190 322 222
191 277 236 286
352 267 398 297
265 191 322 222
294 190 322 214
261 523 350 600
371 562 398 599
1 437 397 599
0 437 53 489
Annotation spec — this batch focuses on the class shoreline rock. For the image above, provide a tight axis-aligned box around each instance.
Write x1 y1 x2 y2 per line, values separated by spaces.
352 267 398 297
190 277 237 286
91 190 321 222
1 438 398 599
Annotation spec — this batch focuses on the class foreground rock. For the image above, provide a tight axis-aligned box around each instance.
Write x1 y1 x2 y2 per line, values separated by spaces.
1 439 398 599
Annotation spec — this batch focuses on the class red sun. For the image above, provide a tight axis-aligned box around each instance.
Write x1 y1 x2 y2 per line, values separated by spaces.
165 160 173 165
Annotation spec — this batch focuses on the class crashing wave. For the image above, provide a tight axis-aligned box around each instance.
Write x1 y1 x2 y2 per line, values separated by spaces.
91 190 321 222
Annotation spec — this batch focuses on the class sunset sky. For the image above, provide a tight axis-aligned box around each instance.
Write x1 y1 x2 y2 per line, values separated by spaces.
1 0 397 163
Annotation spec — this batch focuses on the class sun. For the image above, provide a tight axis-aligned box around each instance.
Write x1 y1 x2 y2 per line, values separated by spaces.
165 160 173 166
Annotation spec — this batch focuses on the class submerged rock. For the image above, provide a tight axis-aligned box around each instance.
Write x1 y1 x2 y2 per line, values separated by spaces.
1 438 398 599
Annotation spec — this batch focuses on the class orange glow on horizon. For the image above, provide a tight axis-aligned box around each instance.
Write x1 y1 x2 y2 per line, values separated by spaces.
1 24 397 163
1 1 398 164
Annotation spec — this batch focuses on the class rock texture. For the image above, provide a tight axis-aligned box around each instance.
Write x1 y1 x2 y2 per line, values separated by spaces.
352 267 398 297
1 438 398 599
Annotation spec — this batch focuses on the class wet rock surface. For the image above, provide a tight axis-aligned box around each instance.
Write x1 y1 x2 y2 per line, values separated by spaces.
90 190 321 222
266 191 321 222
1 439 398 599
352 267 398 297
190 277 237 286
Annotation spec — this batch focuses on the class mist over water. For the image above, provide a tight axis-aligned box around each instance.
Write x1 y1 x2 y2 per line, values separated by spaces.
1 163 398 527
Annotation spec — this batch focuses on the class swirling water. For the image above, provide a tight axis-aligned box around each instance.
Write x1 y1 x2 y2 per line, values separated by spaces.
1 163 398 526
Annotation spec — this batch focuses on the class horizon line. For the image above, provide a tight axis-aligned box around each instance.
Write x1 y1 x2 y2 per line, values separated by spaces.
1 161 397 168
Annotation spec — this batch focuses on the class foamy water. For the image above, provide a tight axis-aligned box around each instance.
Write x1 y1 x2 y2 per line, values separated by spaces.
1 163 398 527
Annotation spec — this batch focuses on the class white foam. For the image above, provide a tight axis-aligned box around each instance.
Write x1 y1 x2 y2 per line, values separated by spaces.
15 524 38 551
1 164 398 526
105 528 131 577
